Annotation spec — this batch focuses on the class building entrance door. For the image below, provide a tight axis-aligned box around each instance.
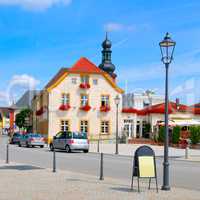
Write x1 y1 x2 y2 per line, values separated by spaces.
123 119 134 138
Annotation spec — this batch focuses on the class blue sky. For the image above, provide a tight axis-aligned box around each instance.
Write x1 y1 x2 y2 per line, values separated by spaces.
0 0 200 105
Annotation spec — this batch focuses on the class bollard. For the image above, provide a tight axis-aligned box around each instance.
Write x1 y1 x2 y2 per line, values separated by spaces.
53 149 56 172
6 143 9 164
97 139 100 153
185 146 189 159
99 153 104 180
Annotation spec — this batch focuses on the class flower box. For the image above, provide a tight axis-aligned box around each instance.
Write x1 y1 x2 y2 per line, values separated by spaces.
59 104 71 111
80 105 91 111
100 105 110 112
79 83 90 89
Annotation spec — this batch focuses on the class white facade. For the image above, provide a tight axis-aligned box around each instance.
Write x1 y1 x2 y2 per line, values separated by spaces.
48 73 122 140
123 92 164 109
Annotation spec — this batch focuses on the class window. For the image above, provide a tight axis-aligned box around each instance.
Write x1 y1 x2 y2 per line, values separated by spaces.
101 95 109 106
57 132 67 139
80 120 88 133
72 78 77 84
81 75 89 84
81 94 88 106
93 79 98 85
61 93 70 105
101 121 109 134
73 132 87 139
60 120 69 132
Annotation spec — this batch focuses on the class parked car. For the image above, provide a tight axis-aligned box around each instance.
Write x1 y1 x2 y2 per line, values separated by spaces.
49 131 89 153
18 133 45 148
10 132 22 144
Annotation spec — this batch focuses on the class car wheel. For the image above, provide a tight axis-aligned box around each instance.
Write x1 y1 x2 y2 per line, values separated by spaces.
65 145 71 153
26 142 29 148
83 150 89 153
18 142 21 147
50 143 54 151
40 145 44 148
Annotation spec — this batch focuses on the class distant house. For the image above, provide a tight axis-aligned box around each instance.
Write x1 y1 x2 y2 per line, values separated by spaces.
0 107 15 134
15 90 39 109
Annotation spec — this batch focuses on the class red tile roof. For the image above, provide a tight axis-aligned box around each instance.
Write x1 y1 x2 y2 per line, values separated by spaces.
68 57 103 73
190 103 200 114
122 102 190 115
122 108 139 114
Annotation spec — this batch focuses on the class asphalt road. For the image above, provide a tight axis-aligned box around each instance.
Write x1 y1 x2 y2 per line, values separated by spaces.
0 136 199 191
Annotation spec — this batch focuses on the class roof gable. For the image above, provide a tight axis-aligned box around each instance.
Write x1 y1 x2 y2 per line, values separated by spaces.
45 57 124 94
68 57 103 73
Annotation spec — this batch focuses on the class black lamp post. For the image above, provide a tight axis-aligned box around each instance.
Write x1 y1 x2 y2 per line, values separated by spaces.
159 32 176 191
114 95 120 155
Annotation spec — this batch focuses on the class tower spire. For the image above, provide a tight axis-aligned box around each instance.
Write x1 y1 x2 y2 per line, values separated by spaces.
99 33 116 78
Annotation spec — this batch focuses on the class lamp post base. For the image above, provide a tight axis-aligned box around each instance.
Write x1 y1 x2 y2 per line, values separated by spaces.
161 185 170 191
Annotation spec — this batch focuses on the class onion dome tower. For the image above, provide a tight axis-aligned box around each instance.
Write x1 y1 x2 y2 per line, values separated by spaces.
99 33 117 78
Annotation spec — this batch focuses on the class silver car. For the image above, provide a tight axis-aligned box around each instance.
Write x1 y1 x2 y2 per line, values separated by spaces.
50 131 89 153
19 133 45 148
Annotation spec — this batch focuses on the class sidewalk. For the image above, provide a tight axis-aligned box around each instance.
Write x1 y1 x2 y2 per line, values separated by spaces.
89 143 200 158
0 160 199 200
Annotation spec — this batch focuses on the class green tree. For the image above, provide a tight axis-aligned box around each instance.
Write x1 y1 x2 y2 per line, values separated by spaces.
189 126 200 145
172 126 180 144
15 108 32 131
158 126 165 142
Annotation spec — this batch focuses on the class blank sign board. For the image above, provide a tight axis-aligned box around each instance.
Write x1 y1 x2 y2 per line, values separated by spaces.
138 156 155 178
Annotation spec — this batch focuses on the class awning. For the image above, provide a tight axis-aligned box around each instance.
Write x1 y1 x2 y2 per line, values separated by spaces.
158 119 200 127
157 120 176 127
172 119 200 126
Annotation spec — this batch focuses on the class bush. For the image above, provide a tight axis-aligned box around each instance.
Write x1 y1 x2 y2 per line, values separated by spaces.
158 126 165 142
172 126 180 144
189 126 200 145
144 123 151 133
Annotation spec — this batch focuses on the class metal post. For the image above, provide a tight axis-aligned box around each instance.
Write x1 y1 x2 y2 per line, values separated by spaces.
162 63 170 191
6 143 9 164
185 146 189 159
115 103 119 155
53 149 56 173
99 153 104 180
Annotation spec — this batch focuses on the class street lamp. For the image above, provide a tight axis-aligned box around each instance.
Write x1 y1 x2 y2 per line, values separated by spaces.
114 95 120 155
159 32 176 191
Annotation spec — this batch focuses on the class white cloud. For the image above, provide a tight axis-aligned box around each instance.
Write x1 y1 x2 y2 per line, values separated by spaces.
104 23 135 32
9 74 40 89
0 0 72 11
0 74 40 106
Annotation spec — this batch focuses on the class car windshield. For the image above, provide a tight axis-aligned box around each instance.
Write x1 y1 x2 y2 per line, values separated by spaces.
72 132 87 139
